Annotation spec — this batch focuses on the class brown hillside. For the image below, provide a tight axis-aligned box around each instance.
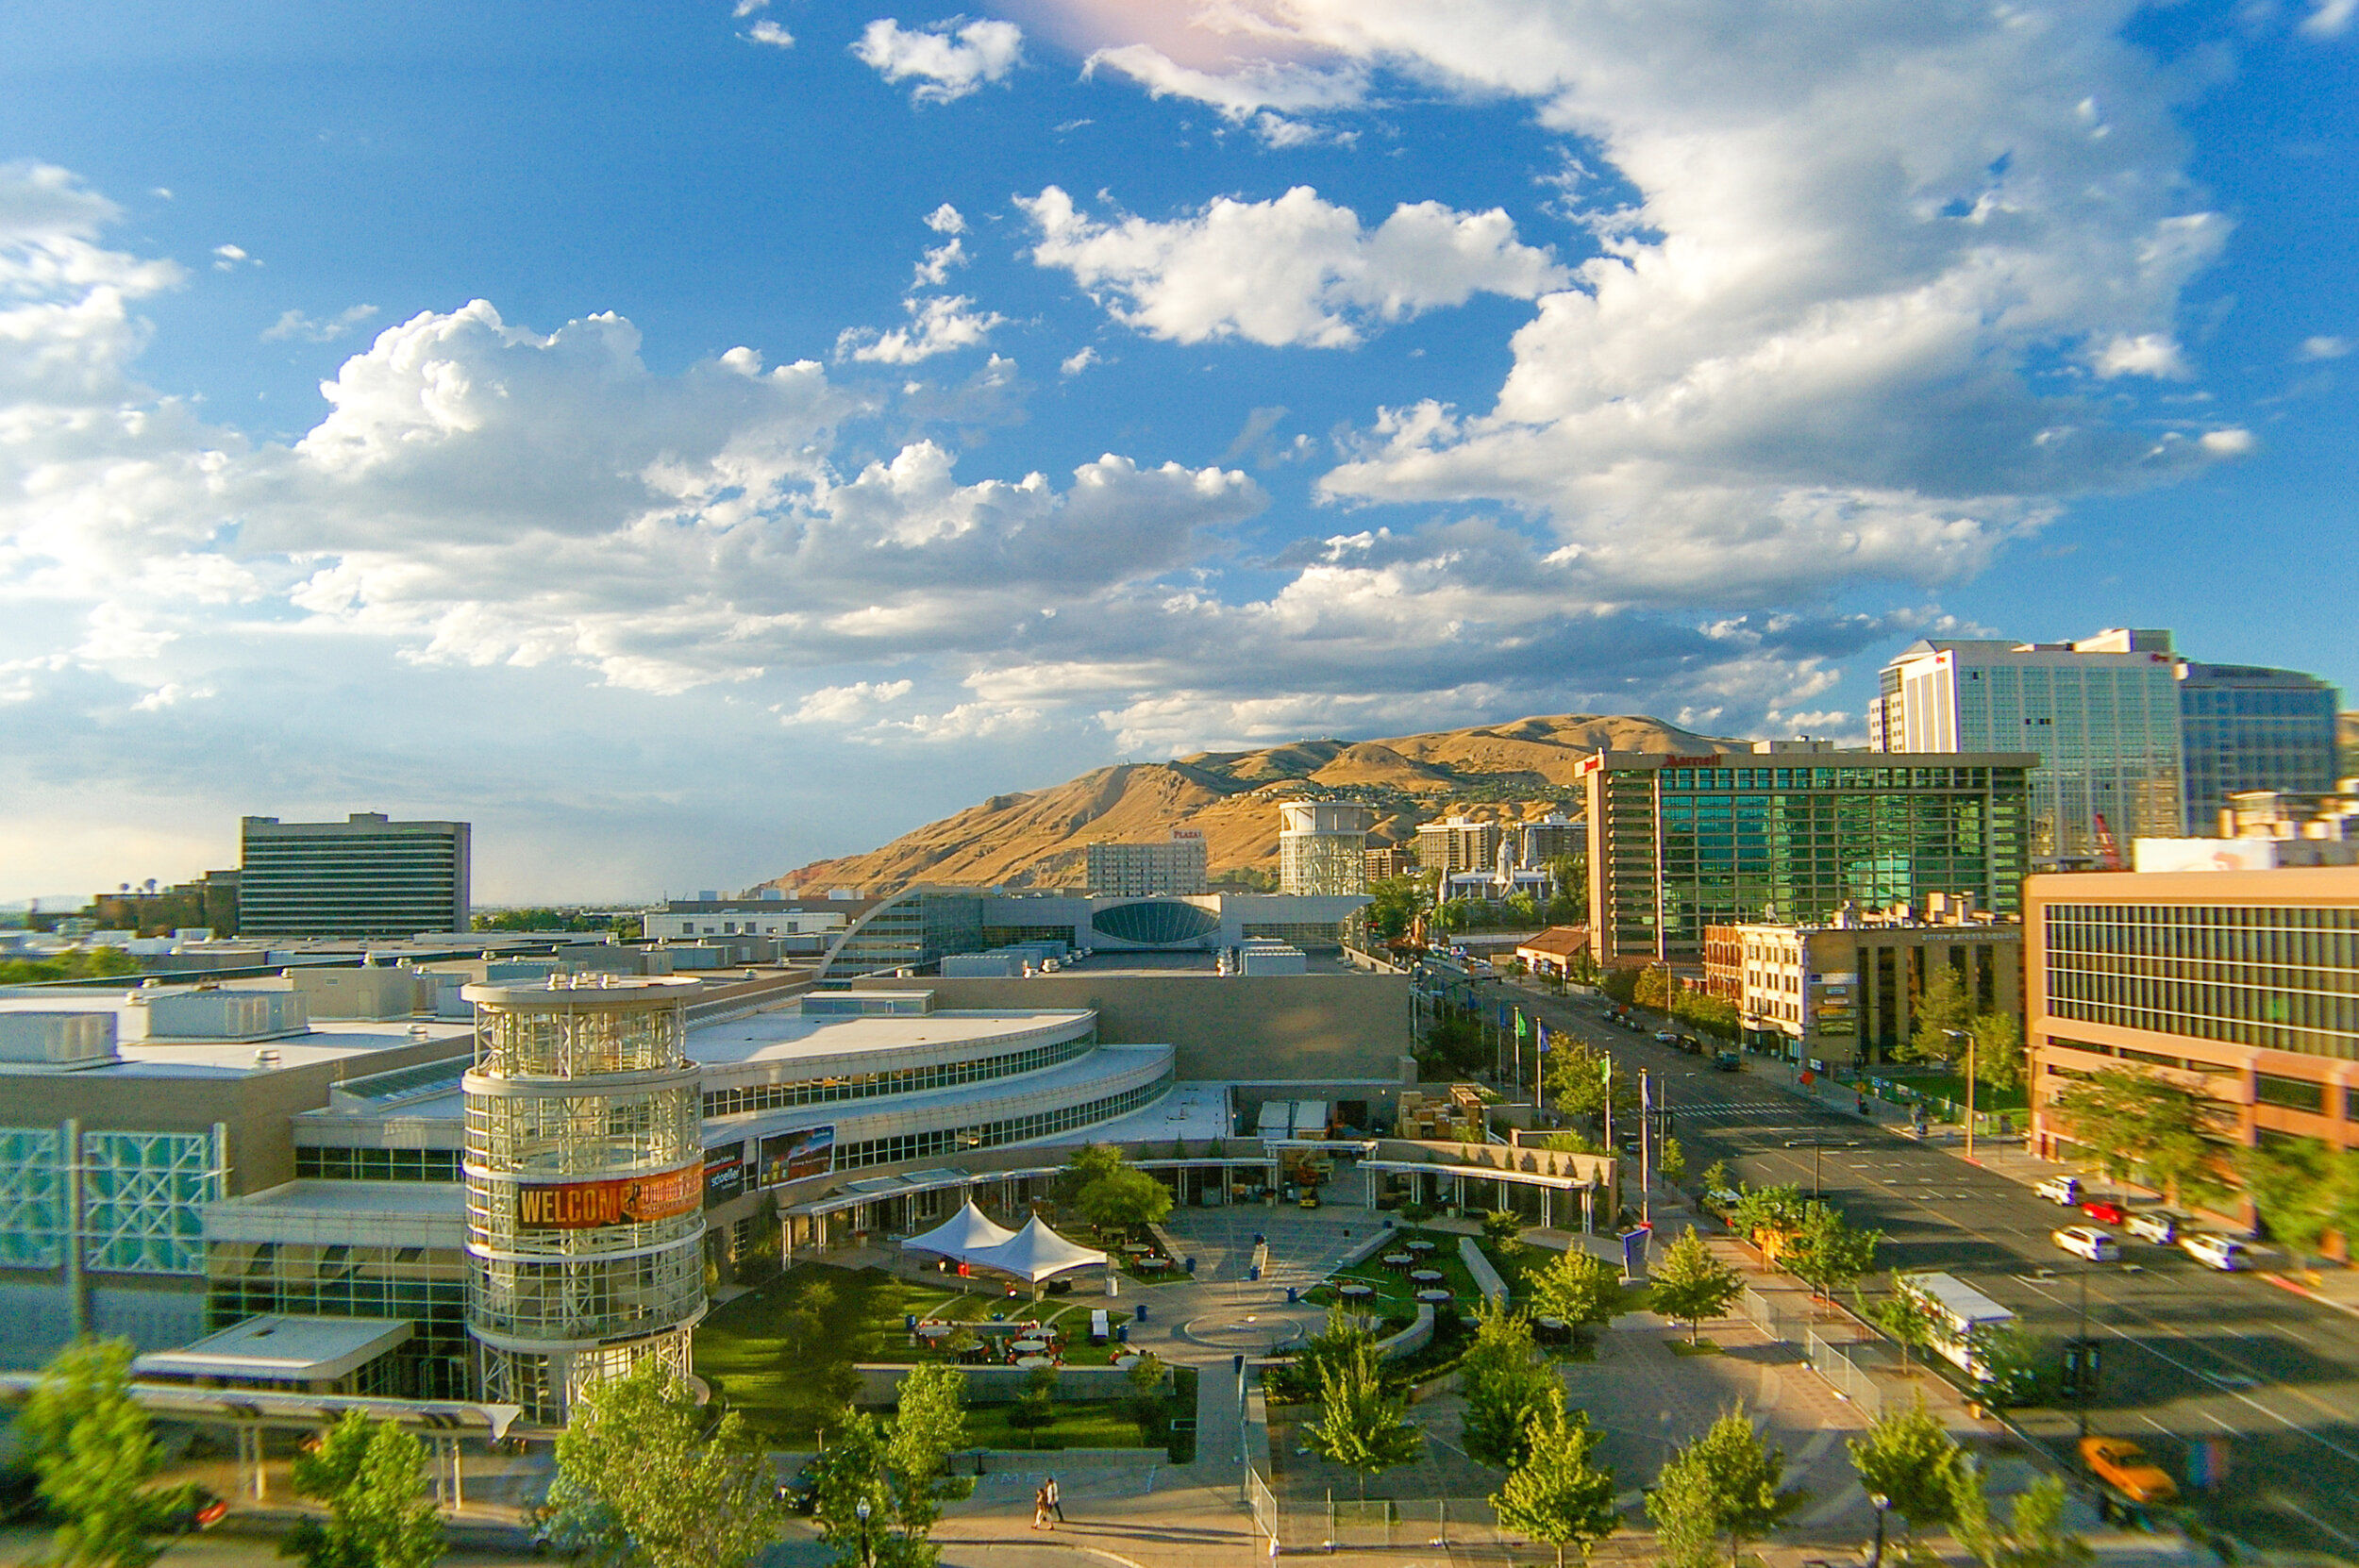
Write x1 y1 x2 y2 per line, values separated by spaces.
767 711 1740 894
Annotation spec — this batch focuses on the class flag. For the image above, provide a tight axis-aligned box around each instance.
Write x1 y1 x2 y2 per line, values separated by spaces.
1514 1009 1528 1039
1601 1057 1613 1085
1497 1002 1509 1029
1641 1071 1653 1111
1535 1022 1548 1054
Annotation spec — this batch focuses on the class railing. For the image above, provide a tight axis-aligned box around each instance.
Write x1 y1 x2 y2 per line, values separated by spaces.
1246 1487 1512 1553
1805 1328 1886 1418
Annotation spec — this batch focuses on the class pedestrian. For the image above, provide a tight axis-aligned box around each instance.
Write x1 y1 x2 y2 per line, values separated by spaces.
1045 1473 1063 1522
1032 1483 1054 1530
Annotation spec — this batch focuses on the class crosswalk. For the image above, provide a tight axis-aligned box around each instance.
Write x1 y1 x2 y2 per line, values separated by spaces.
1670 1097 1825 1123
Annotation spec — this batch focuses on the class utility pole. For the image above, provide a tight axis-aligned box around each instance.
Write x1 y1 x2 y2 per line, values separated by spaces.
1640 1068 1652 1226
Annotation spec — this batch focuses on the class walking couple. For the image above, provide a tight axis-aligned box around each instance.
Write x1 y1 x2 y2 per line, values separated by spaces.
1030 1474 1063 1529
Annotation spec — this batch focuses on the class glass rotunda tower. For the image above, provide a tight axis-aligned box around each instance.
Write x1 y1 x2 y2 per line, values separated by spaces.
461 976 707 1423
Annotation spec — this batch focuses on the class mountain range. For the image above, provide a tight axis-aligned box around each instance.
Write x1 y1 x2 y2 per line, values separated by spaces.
763 713 1738 895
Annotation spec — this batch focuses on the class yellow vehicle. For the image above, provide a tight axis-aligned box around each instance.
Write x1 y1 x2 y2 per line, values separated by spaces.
2081 1436 2178 1506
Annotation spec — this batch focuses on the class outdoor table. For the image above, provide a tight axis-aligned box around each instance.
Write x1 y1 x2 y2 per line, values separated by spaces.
1337 1283 1377 1301
1533 1315 1568 1340
1113 1354 1141 1370
1380 1252 1414 1269
1011 1338 1047 1354
1410 1269 1446 1286
914 1324 952 1339
1415 1289 1452 1305
1015 1355 1053 1370
1404 1240 1436 1255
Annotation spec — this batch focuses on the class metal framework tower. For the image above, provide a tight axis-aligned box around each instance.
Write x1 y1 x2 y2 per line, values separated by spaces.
461 976 707 1424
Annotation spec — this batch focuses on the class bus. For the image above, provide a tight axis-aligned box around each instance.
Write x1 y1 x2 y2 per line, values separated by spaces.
1895 1271 2016 1380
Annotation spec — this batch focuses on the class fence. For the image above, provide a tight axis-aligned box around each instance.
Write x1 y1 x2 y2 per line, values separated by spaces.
1805 1328 1887 1419
1738 1286 1810 1343
1243 1478 1514 1554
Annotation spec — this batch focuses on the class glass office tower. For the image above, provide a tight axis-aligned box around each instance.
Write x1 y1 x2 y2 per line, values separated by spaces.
2176 660 2342 834
1581 749 2033 965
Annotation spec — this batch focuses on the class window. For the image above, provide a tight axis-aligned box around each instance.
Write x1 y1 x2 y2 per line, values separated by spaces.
2254 1073 2326 1114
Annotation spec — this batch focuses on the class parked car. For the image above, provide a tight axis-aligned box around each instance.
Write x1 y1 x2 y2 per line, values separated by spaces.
1653 1029 1680 1043
2081 1199 2128 1226
1701 1188 1743 1222
1676 1035 1701 1054
2182 1232 2251 1272
777 1458 822 1514
159 1487 227 1534
2080 1436 2179 1505
2034 1175 2082 1206
2125 1210 2182 1245
1714 1051 1742 1073
2051 1226 2119 1262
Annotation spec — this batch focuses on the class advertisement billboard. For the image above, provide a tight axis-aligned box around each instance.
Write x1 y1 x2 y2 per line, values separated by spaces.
2133 838 2280 874
758 1125 835 1188
703 1141 747 1209
515 1162 703 1230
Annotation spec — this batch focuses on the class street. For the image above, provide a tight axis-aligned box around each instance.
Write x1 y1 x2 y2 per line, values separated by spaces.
1503 980 2359 1558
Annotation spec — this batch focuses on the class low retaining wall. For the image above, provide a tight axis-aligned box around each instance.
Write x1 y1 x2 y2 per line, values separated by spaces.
1373 1302 1436 1361
1457 1237 1509 1307
855 1363 1146 1405
954 1446 1161 1472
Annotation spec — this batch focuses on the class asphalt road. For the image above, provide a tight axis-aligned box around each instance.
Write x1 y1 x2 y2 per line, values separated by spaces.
1498 980 2359 1558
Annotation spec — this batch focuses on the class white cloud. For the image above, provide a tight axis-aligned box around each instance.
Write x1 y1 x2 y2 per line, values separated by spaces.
2298 335 2351 360
2301 0 2357 39
1018 185 1566 348
260 304 380 342
785 678 912 725
913 237 967 287
732 0 766 15
852 18 1024 105
746 19 794 48
211 243 259 271
1025 1 2249 603
2091 332 2191 379
1059 345 1100 376
837 294 1006 364
925 204 965 236
2200 428 2255 456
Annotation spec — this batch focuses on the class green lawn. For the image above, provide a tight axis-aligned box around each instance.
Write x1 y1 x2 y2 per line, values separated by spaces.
1879 1070 2029 1112
1306 1227 1485 1319
696 1263 1150 1443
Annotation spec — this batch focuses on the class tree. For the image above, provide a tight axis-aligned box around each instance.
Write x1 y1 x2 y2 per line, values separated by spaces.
884 1363 970 1533
1648 1230 1743 1344
1645 1409 1807 1568
1962 1322 2044 1410
1846 1394 1964 1542
1367 876 1426 942
1005 1367 1060 1449
2050 1068 2227 1208
1700 1159 1733 1195
1658 1135 1688 1187
1950 1472 2091 1568
1077 1166 1173 1231
1632 965 1674 1011
1782 1201 1881 1301
1969 1011 2025 1092
1490 1404 1618 1568
1122 1352 1170 1443
811 1366 970 1568
1303 1339 1423 1501
281 1410 444 1568
1859 1272 1939 1377
1480 1209 1528 1270
1459 1301 1564 1468
1546 1040 1637 1123
1530 1248 1622 1340
542 1359 785 1568
20 1338 170 1568
1728 1183 1807 1247
2237 1137 2353 1268
1905 967 1974 1065
1056 1143 1126 1206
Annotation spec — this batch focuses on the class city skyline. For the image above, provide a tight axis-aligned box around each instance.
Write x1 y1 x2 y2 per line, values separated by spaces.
2 3 2354 902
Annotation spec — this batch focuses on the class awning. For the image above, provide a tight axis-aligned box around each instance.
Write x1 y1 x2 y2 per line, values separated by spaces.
133 1314 412 1385
1360 1159 1596 1191
898 1198 1016 1259
962 1214 1109 1282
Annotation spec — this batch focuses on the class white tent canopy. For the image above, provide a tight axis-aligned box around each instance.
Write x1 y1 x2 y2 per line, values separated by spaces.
962 1215 1109 1283
899 1199 1017 1260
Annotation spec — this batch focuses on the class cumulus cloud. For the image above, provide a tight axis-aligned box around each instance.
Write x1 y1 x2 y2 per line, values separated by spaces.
1059 345 1100 376
1019 185 1566 348
1019 1 2252 603
852 18 1025 105
837 294 1007 364
784 678 913 725
2301 0 2356 39
746 20 794 48
2298 335 2351 360
261 304 380 342
211 243 259 272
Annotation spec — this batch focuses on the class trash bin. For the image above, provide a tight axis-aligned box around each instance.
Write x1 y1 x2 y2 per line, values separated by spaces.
1246 1265 1261 1282
903 1313 916 1332
1116 1324 1129 1344
1135 1303 1148 1322
1184 1257 1196 1274
1285 1286 1298 1303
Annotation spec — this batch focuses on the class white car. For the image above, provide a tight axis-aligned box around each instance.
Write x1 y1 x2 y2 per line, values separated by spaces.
2052 1226 2119 1262
2181 1233 2251 1272
2125 1210 2181 1245
2034 1175 2082 1206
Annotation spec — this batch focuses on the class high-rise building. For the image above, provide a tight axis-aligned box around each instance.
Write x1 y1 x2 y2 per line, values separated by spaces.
1084 831 1208 897
1581 745 2033 966
1414 817 1501 877
238 813 471 938
1363 847 1418 882
2025 862 2359 1184
1873 629 2182 865
1278 802 1374 895
2175 659 2342 834
1519 813 1583 869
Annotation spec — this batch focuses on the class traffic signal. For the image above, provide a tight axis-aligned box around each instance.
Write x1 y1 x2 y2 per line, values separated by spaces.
2061 1336 2100 1399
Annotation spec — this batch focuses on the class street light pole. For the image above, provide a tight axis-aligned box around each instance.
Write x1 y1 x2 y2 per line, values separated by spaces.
1865 1494 1891 1568
855 1499 874 1568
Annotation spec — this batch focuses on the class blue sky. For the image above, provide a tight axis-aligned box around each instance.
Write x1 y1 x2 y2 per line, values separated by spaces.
2 0 2352 902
